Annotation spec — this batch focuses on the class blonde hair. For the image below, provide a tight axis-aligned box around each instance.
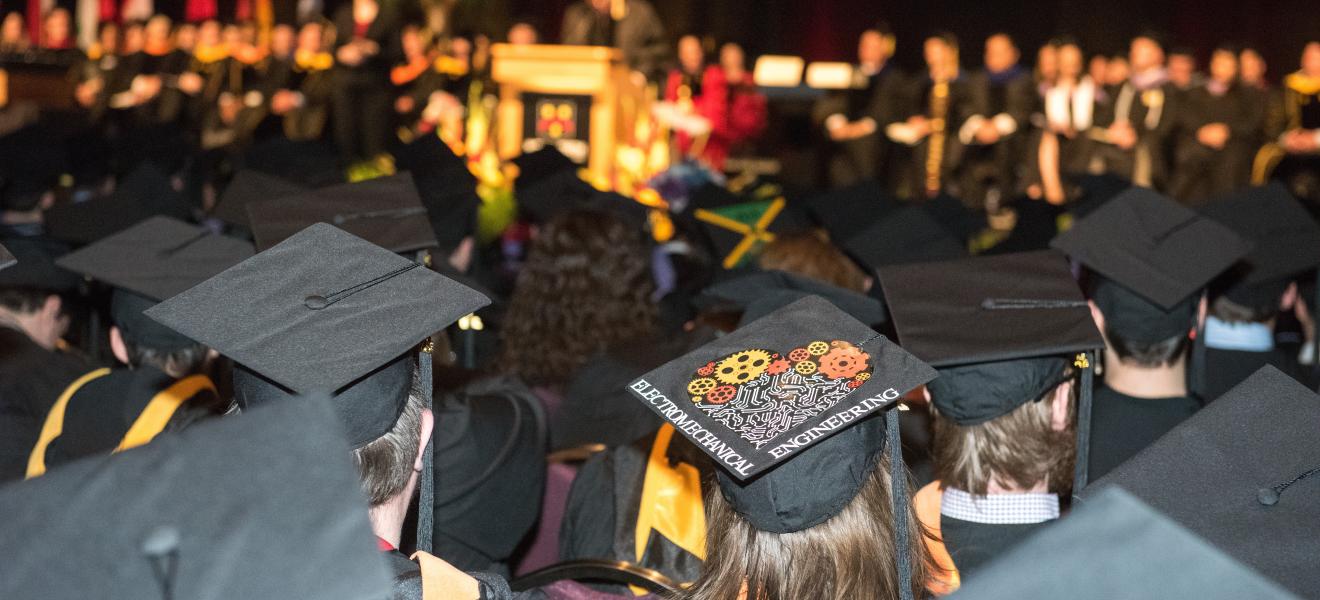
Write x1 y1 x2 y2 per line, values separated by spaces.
757 230 868 293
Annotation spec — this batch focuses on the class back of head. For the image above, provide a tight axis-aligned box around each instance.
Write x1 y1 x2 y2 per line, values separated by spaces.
352 373 425 506
757 229 867 293
679 452 932 600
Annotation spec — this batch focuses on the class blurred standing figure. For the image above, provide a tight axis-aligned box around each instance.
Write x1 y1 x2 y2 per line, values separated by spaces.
719 42 767 160
332 0 400 162
1257 41 1320 206
816 24 906 188
1170 46 1255 203
887 32 979 200
560 0 668 83
961 33 1035 210
664 35 727 168
1089 33 1180 189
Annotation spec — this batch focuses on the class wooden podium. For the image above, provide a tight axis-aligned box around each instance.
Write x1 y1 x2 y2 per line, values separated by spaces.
491 44 637 181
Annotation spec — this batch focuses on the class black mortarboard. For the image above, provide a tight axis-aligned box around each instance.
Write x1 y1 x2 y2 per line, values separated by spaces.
700 269 887 326
803 180 895 242
1066 173 1132 219
1200 184 1320 309
391 135 482 252
0 237 80 292
953 487 1300 600
144 223 490 447
44 163 191 245
880 251 1104 487
247 174 438 254
693 195 807 270
212 169 308 227
511 146 578 186
516 168 651 231
55 216 255 351
1086 366 1320 598
923 191 987 243
0 242 14 272
0 395 393 599
627 295 935 533
842 205 967 272
1052 188 1250 343
0 123 68 211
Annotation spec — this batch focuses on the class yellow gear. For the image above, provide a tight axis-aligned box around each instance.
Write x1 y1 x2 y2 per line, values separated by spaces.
855 372 871 381
794 361 818 375
714 349 773 384
806 341 830 356
687 377 718 396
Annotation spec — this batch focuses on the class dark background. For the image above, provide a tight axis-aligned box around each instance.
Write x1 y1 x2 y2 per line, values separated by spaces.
503 0 1320 82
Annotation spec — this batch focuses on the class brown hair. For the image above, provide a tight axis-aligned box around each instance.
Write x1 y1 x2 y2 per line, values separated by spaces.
675 453 934 600
351 371 424 507
500 209 657 387
931 383 1076 497
757 230 868 293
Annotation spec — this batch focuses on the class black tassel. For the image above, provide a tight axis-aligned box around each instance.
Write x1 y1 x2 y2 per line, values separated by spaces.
887 409 914 600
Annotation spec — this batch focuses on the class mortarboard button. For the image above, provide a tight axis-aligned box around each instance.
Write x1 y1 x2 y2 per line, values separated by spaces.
1257 488 1279 506
304 295 328 310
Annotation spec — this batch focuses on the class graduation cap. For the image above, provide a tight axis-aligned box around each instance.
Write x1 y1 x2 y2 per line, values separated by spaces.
923 191 987 244
0 242 14 272
1085 366 1320 598
511 146 579 186
1200 184 1320 310
44 163 192 245
700 269 887 326
0 394 393 600
246 173 438 254
0 236 80 292
627 295 935 529
1065 173 1132 219
55 216 254 351
952 487 1300 600
144 223 490 446
391 135 482 252
841 205 967 272
692 192 808 270
1051 188 1251 343
803 180 895 242
0 123 69 211
879 250 1104 489
212 169 308 227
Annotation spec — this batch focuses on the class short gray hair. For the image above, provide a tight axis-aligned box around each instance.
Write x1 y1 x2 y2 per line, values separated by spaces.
351 370 425 507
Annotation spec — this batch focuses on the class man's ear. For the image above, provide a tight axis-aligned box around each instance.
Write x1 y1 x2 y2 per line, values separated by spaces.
109 326 130 366
1088 299 1106 334
1196 293 1209 333
413 407 434 472
1050 380 1073 432
1280 282 1299 312
40 294 62 322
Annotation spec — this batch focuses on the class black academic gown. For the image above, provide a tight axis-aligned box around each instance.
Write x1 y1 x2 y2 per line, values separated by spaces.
815 63 908 188
40 366 220 471
1087 384 1201 480
559 429 711 592
892 75 980 201
1088 77 1181 190
941 516 1047 580
0 326 89 482
960 67 1035 208
1169 83 1255 204
1200 346 1304 403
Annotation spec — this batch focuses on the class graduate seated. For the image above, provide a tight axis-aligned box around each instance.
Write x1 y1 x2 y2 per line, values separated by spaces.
1256 41 1320 209
881 251 1104 593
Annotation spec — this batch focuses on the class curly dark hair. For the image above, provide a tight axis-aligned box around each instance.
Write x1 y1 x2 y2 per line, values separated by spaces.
500 208 657 387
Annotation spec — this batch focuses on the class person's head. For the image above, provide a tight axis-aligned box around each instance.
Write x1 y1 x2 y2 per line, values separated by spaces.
1088 54 1108 82
1209 45 1239 85
449 34 472 61
122 20 145 53
144 15 173 50
858 24 895 68
719 42 745 76
269 24 295 57
400 22 426 58
1036 42 1059 83
1105 54 1130 85
197 20 221 49
221 23 242 49
1168 48 1196 87
41 8 71 48
924 32 959 79
931 373 1076 495
1057 40 1084 81
237 20 259 47
1 12 27 46
677 34 704 74
96 21 120 52
680 451 932 600
0 288 67 350
296 20 323 52
351 373 433 509
500 208 656 387
984 33 1019 73
174 22 197 52
1301 42 1320 77
590 0 612 14
1239 47 1266 84
1210 287 1289 325
108 325 210 378
757 229 868 293
1129 34 1165 74
507 20 538 45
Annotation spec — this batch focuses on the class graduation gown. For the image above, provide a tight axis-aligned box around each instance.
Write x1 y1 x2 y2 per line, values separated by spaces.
1258 73 1320 205
381 548 545 600
815 63 907 188
1169 83 1256 204
1087 75 1181 190
31 365 220 476
960 66 1035 206
0 326 89 483
1200 346 1304 403
940 516 1046 580
1087 384 1201 480
279 51 337 142
889 75 981 200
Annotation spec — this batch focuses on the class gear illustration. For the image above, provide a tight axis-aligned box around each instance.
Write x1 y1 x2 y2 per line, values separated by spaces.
714 349 773 384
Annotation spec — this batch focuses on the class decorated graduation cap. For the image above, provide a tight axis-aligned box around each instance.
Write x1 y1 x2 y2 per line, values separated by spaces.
391 134 482 253
842 205 966 272
700 269 887 326
212 169 308 228
55 216 254 351
0 237 80 292
246 173 438 253
880 250 1104 490
689 185 806 270
952 487 1300 600
146 223 490 554
0 394 392 600
627 295 934 527
1199 183 1320 310
1051 188 1250 344
44 163 191 245
1085 366 1320 597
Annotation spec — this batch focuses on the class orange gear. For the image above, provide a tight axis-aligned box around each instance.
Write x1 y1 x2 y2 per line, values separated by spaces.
706 385 737 404
766 359 790 375
788 348 811 362
818 345 871 379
